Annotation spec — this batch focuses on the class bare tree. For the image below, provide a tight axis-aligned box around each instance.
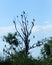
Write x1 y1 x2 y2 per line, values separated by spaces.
13 11 43 56
3 11 43 57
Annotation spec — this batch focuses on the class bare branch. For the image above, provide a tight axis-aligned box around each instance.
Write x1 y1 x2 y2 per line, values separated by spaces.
29 41 44 50
13 21 24 41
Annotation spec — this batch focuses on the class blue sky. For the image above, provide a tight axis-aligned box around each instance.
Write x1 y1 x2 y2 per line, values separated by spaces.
0 0 52 58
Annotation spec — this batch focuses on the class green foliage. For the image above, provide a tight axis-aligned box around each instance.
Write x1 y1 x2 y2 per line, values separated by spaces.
44 44 51 56
3 33 18 46
48 37 52 48
41 37 52 59
0 58 12 65
0 49 52 65
0 53 52 65
7 53 42 65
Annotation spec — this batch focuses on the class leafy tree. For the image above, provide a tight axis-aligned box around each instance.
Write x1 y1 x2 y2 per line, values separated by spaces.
41 37 52 59
3 33 19 57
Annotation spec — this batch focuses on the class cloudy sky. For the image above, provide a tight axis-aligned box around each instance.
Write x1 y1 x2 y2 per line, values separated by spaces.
0 0 52 58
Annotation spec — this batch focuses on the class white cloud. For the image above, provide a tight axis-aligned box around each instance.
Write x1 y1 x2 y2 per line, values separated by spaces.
32 25 40 32
0 23 52 35
44 21 49 24
42 24 52 31
32 23 52 32
0 24 21 37
0 25 15 34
